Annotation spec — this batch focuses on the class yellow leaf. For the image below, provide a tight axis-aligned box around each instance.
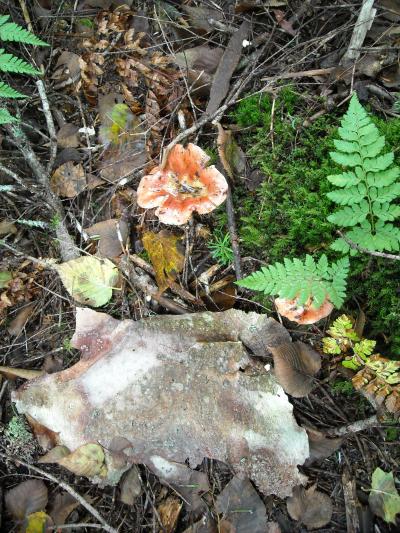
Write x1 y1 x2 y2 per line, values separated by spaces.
142 230 184 293
58 443 106 478
56 256 118 307
25 511 53 533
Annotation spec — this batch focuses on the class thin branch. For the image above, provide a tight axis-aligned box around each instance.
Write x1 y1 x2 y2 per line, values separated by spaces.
36 79 58 173
0 452 118 533
0 164 33 190
327 415 380 437
337 231 400 261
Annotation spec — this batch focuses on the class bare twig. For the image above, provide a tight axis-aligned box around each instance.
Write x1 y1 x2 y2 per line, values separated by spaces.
36 80 58 173
341 0 376 64
225 186 243 280
0 452 118 533
0 164 33 190
4 123 79 262
337 231 400 261
327 415 379 437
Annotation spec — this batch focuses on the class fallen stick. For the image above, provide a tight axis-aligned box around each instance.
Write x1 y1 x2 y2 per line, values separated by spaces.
327 415 379 437
340 0 376 65
0 452 118 533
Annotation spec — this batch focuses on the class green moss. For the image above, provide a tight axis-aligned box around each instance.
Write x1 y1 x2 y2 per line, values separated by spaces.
331 380 354 396
5 415 32 445
229 90 400 352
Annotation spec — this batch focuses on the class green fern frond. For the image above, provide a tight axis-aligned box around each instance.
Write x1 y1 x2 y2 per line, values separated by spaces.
237 254 349 309
0 80 25 98
0 49 41 75
327 93 400 253
0 107 17 124
0 15 48 46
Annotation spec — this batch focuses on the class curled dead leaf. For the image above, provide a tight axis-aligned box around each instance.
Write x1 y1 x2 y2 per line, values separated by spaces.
305 427 343 464
38 445 71 463
137 144 228 225
0 366 44 380
286 485 333 529
119 465 142 505
158 496 182 533
270 341 321 397
7 302 35 337
26 415 60 451
216 124 247 181
5 479 48 521
56 123 80 149
85 219 129 259
48 492 80 527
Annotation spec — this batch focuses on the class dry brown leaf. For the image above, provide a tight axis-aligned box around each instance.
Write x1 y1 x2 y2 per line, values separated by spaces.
287 485 333 529
13 308 309 497
56 124 80 149
206 20 251 115
85 219 129 259
119 465 142 505
51 51 81 88
182 515 217 533
142 230 184 293
270 341 321 397
26 415 60 451
151 458 209 513
158 496 182 533
48 492 80 527
0 219 17 235
80 52 104 106
181 5 224 34
305 427 343 464
51 161 86 198
273 9 297 36
7 302 35 337
217 124 247 181
216 477 267 533
38 445 71 463
5 479 48 521
174 46 224 96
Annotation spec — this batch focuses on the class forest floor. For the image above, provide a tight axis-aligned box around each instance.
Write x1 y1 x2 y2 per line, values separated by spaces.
0 1 400 532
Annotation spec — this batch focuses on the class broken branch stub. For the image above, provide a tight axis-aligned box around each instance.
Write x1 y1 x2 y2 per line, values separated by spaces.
13 308 308 498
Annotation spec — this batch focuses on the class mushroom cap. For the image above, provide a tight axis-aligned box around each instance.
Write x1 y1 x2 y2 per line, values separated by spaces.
137 143 228 225
275 296 334 325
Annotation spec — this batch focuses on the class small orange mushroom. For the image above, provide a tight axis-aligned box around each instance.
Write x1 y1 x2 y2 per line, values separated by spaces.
275 296 333 325
137 143 228 225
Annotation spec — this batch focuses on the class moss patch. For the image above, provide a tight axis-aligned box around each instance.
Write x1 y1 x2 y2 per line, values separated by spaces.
224 89 400 353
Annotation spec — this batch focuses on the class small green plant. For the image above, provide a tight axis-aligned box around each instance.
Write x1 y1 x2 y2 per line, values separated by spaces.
327 94 400 254
237 254 349 309
331 379 354 396
208 231 234 265
0 14 48 124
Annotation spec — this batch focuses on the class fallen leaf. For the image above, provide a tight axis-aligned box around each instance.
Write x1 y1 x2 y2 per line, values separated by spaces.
206 20 251 115
48 492 80 527
85 219 129 259
273 9 297 36
56 256 118 307
158 496 182 533
0 366 44 380
142 230 184 293
0 219 17 235
174 46 224 96
216 477 267 533
51 161 86 198
150 457 209 513
182 514 217 533
58 443 106 478
0 271 12 288
51 51 81 88
7 302 35 337
270 341 321 397
369 467 400 524
181 5 224 33
287 485 333 529
305 427 343 464
5 479 48 521
119 465 142 505
97 93 147 183
235 0 287 12
217 124 247 181
26 414 60 451
13 308 309 497
57 123 80 148
25 511 53 533
38 445 71 463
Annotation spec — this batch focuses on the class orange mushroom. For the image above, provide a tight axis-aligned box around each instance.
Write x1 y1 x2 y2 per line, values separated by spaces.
275 296 333 325
137 143 228 225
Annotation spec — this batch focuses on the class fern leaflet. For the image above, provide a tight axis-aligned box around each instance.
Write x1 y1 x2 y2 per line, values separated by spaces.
0 49 40 75
0 108 17 124
327 94 400 253
0 15 48 46
237 254 349 309
0 80 25 98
